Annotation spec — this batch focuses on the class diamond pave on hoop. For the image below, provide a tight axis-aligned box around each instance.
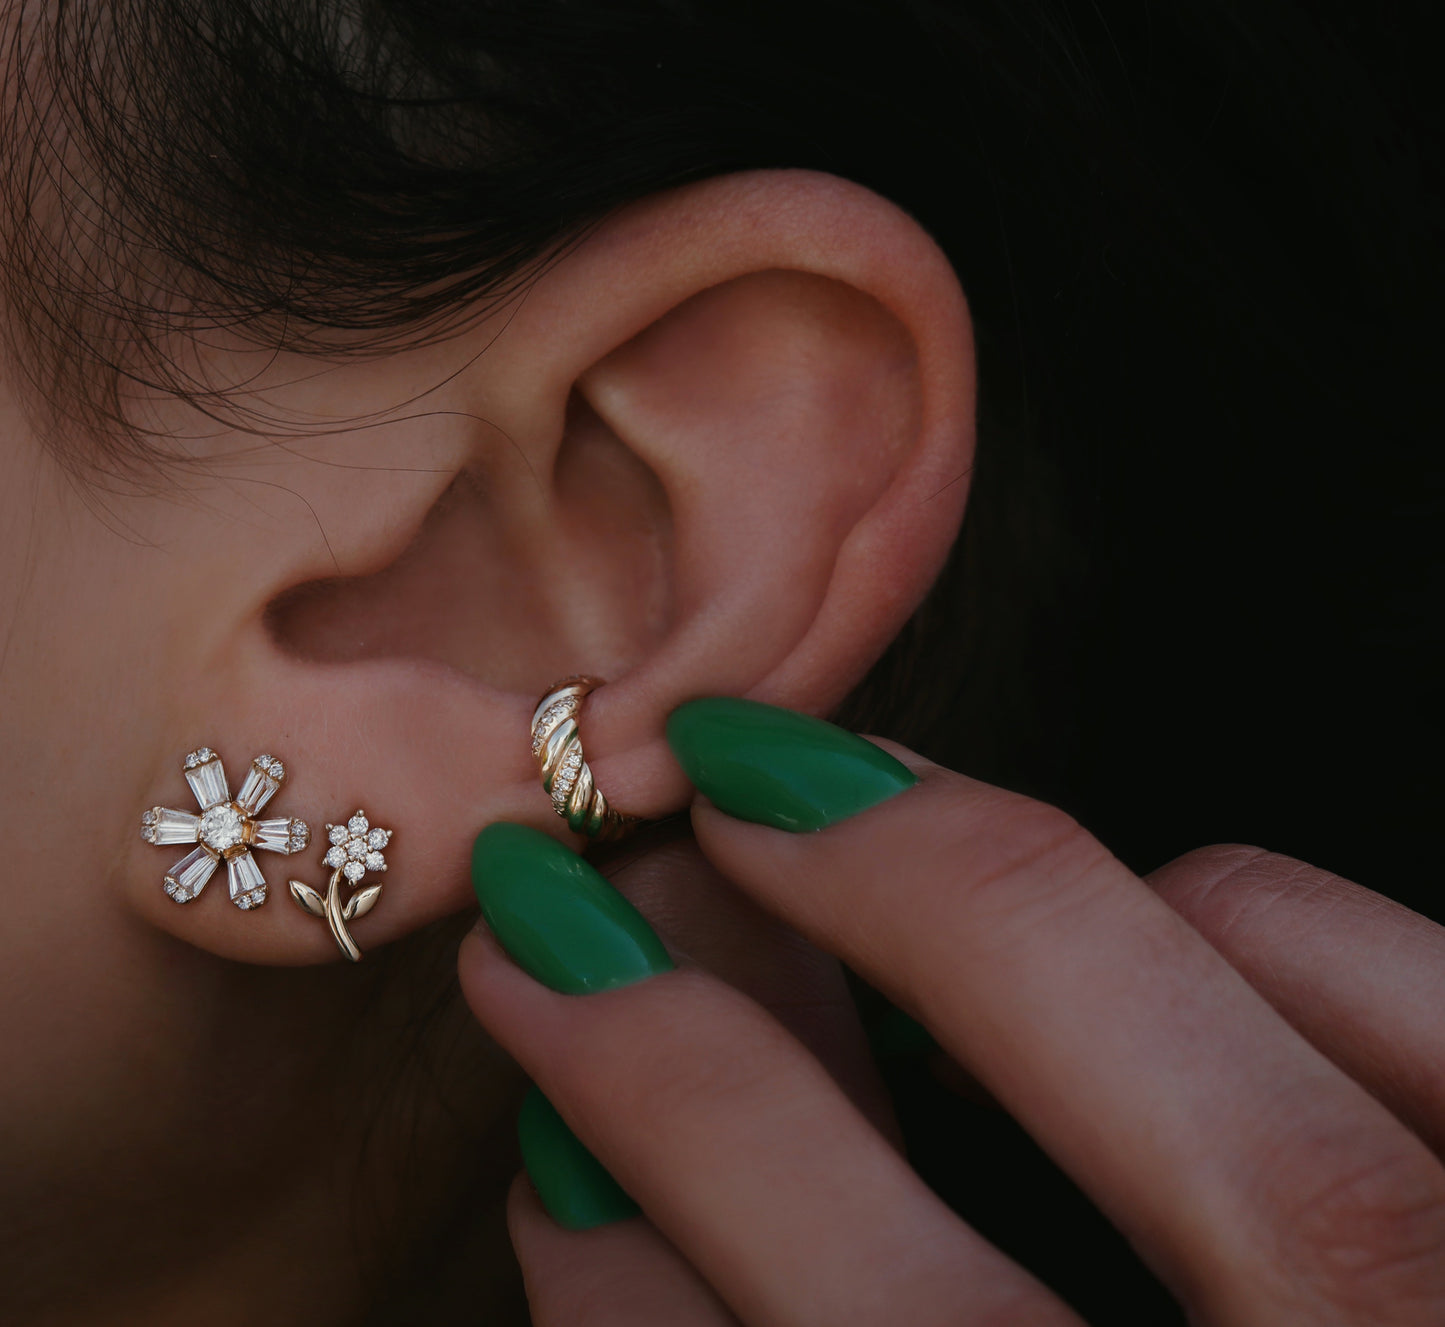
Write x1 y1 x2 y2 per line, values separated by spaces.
140 749 310 908
530 677 636 840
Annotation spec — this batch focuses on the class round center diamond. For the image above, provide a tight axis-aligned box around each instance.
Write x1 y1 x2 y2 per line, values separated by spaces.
199 803 246 853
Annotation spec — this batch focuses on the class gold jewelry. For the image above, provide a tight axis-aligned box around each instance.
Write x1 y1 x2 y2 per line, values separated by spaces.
288 810 393 963
140 747 309 909
140 745 393 961
532 678 637 840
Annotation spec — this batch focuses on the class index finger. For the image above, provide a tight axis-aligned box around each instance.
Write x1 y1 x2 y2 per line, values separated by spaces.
669 699 1445 1324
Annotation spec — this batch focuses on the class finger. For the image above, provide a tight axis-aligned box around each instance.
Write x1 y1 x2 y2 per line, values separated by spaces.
461 828 1083 1327
508 1173 740 1326
588 826 897 1141
1150 845 1445 1155
669 705 1445 1324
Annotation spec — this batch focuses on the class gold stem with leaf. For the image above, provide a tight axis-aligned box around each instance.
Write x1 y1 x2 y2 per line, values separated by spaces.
289 810 390 961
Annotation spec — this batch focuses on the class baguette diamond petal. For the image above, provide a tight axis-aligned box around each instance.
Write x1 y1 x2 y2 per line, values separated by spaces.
145 748 304 909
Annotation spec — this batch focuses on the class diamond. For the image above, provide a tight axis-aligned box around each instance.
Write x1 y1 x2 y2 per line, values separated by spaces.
183 746 216 770
269 760 284 780
142 809 158 825
199 803 245 853
531 700 577 755
343 860 365 883
236 762 280 816
347 812 369 837
367 827 389 849
289 819 310 851
324 845 346 869
165 846 219 900
328 824 348 846
226 851 266 905
147 806 201 847
365 850 386 872
347 838 366 861
552 750 583 801
185 754 229 811
252 817 294 853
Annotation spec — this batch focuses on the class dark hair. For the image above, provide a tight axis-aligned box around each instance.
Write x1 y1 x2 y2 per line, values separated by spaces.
5 2 1438 1316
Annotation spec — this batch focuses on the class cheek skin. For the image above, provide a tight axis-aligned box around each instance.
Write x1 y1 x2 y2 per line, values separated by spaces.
0 375 525 1310
0 387 220 1196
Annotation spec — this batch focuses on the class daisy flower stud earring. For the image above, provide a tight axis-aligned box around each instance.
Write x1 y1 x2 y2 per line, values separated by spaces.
140 747 310 909
288 810 394 962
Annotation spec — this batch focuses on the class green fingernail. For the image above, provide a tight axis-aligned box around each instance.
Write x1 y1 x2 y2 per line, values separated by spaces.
471 822 673 994
519 1085 640 1230
666 697 918 832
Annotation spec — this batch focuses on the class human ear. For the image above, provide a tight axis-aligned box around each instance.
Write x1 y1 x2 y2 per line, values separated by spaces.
121 169 975 963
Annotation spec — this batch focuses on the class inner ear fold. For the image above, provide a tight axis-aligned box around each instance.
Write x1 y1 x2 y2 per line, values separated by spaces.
265 265 925 819
265 391 674 693
574 269 923 732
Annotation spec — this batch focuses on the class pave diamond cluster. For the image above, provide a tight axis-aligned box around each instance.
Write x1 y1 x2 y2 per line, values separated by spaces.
323 811 391 882
141 749 309 908
289 808 394 961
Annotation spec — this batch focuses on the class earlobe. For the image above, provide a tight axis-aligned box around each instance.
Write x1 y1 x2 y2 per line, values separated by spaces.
126 169 974 966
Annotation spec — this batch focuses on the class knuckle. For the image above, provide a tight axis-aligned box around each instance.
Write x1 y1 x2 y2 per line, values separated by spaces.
933 791 1116 927
1281 1143 1445 1316
586 970 792 1123
1152 844 1349 941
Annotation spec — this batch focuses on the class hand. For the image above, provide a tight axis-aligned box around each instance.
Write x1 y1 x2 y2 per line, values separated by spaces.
459 699 1445 1324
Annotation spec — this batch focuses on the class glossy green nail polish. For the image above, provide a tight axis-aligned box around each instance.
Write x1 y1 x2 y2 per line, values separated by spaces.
666 697 918 832
518 1085 640 1230
471 822 673 994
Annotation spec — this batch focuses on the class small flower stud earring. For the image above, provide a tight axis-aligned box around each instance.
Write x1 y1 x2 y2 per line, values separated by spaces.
288 810 393 962
140 747 310 909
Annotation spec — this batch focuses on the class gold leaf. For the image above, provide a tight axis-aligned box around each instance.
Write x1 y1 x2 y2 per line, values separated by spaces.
289 880 326 917
343 884 382 921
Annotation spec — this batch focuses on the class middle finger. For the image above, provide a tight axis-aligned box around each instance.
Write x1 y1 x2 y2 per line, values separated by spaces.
674 719 1445 1324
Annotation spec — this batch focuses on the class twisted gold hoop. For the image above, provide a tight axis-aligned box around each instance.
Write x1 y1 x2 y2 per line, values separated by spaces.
531 678 637 840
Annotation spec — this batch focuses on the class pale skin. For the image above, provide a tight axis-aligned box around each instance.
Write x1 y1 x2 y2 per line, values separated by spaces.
1 168 1441 1324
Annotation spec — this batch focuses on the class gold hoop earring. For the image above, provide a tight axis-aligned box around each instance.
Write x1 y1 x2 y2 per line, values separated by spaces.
531 678 637 840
